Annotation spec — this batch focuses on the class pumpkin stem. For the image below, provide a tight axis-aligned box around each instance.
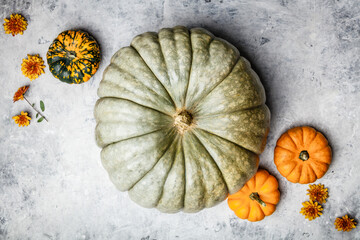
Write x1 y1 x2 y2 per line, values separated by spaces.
299 150 310 161
249 192 266 207
66 51 77 59
173 109 193 134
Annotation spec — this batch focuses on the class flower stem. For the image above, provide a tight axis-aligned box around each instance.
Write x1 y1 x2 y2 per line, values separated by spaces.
24 96 48 122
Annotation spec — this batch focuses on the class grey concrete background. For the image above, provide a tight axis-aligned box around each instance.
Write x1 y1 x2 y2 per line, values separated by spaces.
1 0 360 239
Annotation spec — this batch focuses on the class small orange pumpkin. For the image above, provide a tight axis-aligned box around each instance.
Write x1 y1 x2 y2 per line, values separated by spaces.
227 169 280 222
274 126 332 184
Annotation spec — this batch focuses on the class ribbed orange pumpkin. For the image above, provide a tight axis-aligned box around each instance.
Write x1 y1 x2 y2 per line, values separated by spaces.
227 169 280 222
274 126 332 184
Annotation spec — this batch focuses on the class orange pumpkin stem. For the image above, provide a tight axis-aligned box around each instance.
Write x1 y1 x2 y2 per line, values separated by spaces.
249 192 266 207
299 150 310 161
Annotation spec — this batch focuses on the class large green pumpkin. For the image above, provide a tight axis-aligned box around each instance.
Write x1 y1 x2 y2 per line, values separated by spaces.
94 26 270 213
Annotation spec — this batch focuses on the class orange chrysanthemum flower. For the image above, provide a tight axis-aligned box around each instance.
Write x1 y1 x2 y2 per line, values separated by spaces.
3 14 27 36
307 184 328 204
12 111 31 127
21 54 45 80
335 215 357 232
13 85 29 102
300 200 323 221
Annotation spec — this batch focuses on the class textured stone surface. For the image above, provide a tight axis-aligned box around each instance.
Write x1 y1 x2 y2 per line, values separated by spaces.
1 0 360 239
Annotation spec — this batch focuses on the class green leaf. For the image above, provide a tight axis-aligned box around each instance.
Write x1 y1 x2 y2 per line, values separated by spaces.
36 113 39 118
40 101 45 112
37 117 44 122
32 103 35 107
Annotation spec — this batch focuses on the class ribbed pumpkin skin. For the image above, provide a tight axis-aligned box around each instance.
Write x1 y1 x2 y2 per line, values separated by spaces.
227 169 280 222
47 30 100 84
274 126 332 184
94 26 270 213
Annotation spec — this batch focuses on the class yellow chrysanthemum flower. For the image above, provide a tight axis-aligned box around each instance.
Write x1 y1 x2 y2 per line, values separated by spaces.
307 184 328 203
21 54 45 80
335 215 357 232
13 85 29 102
3 14 27 36
300 200 323 221
12 111 31 127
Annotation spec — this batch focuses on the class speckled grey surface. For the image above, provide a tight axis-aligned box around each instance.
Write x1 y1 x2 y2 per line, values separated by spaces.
1 0 360 239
